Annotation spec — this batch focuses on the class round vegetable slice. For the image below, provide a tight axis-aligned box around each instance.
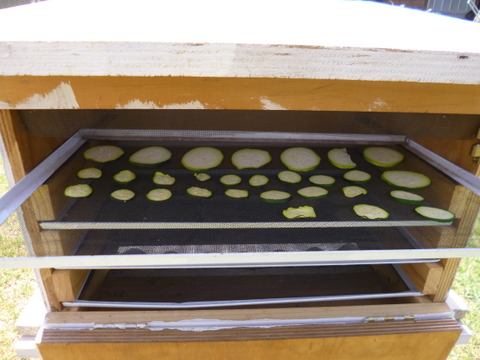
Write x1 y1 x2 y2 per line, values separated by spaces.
64 184 93 198
146 188 172 201
220 174 242 186
260 190 291 203
327 148 356 169
110 189 135 201
415 206 455 222
231 149 272 169
153 172 176 185
343 170 371 183
309 175 336 186
297 186 328 199
84 145 124 163
113 170 136 183
390 190 424 204
278 171 302 184
381 170 431 189
181 147 224 171
195 173 211 181
353 204 389 220
363 147 405 167
77 168 102 179
225 189 249 199
283 206 316 219
187 186 213 198
342 186 367 198
129 146 171 167
249 175 269 187
280 147 320 171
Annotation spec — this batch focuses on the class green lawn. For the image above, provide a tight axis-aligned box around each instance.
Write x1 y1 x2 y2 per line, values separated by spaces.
0 155 478 359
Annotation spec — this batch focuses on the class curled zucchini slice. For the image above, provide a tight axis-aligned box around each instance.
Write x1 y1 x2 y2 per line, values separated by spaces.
297 186 328 199
343 170 371 183
129 146 171 167
353 204 389 220
110 189 135 201
152 172 176 186
182 147 224 171
64 184 93 198
283 206 316 219
309 175 335 186
327 148 356 169
146 188 172 202
220 174 242 186
342 186 367 198
84 145 124 163
390 190 424 204
415 206 455 222
77 168 102 179
249 175 269 187
278 171 302 184
381 170 431 189
363 147 404 167
225 189 249 199
280 147 320 171
187 187 213 198
195 173 211 181
113 170 136 184
260 190 291 203
231 149 272 169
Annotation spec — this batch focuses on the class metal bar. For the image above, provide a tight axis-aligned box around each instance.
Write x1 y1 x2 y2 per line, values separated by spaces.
0 249 479 269
405 139 480 197
62 291 422 309
39 220 451 230
0 132 86 225
79 128 407 144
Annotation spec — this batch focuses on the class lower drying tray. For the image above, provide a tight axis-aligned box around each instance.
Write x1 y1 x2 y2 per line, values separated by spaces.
65 264 421 309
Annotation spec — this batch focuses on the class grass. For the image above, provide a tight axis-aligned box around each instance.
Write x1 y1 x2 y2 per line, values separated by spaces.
0 154 478 359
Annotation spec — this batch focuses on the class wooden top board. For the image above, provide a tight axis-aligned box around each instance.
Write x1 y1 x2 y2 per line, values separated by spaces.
0 0 479 85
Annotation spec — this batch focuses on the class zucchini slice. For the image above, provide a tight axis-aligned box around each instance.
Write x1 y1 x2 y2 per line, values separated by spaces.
327 148 356 169
77 168 102 179
231 149 272 169
343 170 371 183
84 145 124 163
278 171 302 184
415 206 455 222
64 184 93 198
342 186 367 198
297 186 328 199
249 175 269 187
363 147 405 167
129 146 171 167
390 190 424 204
187 186 213 198
110 189 135 201
283 206 316 219
220 174 242 186
113 170 136 183
309 175 336 186
260 190 291 203
280 147 320 171
194 173 211 181
181 147 224 171
152 172 176 186
381 170 431 189
146 188 172 202
225 189 249 199
353 204 389 220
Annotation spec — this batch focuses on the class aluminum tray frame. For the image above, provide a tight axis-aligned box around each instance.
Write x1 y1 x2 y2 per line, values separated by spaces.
1 129 480 269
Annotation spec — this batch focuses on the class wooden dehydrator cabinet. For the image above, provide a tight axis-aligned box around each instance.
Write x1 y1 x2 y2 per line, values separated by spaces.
1 1 480 359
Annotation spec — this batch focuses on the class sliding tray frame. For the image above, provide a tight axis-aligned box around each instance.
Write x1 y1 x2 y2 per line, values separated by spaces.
1 129 480 269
